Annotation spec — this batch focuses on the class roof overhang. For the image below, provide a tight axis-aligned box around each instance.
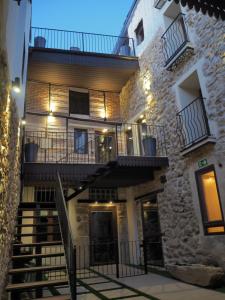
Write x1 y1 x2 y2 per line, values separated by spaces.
28 47 139 92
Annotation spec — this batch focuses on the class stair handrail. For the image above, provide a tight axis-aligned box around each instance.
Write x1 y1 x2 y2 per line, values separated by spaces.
55 172 76 299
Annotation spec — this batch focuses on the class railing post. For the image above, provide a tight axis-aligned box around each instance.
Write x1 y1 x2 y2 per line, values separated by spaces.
142 240 148 274
82 32 85 52
115 124 119 158
200 97 211 136
115 240 120 278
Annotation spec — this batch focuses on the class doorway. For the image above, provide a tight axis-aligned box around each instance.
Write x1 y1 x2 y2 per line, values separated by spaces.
89 206 118 265
141 196 164 266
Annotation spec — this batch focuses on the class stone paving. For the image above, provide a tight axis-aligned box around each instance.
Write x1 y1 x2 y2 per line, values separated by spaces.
76 271 225 300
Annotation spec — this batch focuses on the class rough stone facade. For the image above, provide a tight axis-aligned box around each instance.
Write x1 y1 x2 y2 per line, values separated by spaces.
120 9 225 268
0 49 21 298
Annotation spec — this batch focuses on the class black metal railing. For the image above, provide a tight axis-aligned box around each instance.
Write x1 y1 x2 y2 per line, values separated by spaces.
31 27 136 57
154 0 167 9
23 123 167 164
76 240 147 279
176 97 211 149
161 13 189 66
55 172 76 299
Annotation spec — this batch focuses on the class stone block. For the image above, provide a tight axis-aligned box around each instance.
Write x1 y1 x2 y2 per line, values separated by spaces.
167 264 224 287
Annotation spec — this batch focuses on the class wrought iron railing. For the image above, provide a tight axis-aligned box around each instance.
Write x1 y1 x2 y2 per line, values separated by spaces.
176 97 211 149
55 172 76 299
30 27 136 57
23 123 167 164
161 13 189 66
76 240 147 279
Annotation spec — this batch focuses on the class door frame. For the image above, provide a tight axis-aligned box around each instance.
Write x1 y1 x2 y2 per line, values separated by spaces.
140 194 164 267
89 205 118 265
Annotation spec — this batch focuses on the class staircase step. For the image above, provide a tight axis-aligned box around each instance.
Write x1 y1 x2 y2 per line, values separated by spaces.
18 208 57 211
6 279 68 291
17 215 58 219
34 295 70 300
16 223 59 227
12 252 64 260
9 264 66 274
13 241 62 247
16 232 60 237
20 202 56 207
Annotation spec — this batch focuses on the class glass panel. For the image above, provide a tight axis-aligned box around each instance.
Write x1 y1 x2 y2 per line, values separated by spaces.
208 226 225 234
201 170 223 222
74 129 87 154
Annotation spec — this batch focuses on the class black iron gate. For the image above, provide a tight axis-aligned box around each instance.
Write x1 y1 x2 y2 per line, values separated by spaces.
76 240 147 279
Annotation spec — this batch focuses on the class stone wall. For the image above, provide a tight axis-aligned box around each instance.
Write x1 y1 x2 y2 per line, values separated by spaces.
120 9 225 268
0 49 21 297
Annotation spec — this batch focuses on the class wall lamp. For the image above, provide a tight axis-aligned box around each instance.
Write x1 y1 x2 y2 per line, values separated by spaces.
21 119 26 126
12 77 21 93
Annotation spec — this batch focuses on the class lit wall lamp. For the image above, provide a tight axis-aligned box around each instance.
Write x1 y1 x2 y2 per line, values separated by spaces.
12 77 21 93
21 119 26 126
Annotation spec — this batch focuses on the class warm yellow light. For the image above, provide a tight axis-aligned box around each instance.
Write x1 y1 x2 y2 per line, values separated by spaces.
140 114 144 119
21 119 26 126
47 115 55 123
50 102 56 112
208 226 225 233
102 128 108 133
127 126 132 130
142 119 146 124
12 77 21 93
201 171 223 222
100 109 107 119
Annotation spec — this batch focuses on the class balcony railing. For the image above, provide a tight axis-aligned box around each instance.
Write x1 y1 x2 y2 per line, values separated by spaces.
161 13 190 67
176 97 211 149
30 27 136 57
23 123 167 164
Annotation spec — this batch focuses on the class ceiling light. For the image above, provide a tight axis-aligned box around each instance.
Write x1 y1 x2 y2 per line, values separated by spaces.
102 128 108 133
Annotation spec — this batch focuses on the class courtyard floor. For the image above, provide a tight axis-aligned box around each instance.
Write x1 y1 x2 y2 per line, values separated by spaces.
76 271 225 300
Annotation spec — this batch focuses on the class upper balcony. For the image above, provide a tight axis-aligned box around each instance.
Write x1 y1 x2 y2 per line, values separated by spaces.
161 13 194 71
29 27 139 92
23 122 168 187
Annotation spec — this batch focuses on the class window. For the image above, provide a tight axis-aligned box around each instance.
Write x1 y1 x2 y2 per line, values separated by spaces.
135 20 144 45
196 166 225 235
69 90 89 115
74 129 88 154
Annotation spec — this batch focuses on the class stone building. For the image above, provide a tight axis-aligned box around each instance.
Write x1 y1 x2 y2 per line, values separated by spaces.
0 0 31 297
1 0 225 299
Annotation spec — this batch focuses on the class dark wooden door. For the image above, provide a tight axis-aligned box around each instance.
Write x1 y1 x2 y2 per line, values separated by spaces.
90 207 118 265
142 198 164 266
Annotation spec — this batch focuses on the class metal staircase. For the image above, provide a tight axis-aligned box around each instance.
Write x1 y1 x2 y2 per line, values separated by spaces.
6 183 72 299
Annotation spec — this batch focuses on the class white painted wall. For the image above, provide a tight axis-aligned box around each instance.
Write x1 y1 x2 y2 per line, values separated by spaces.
124 0 183 57
5 0 32 117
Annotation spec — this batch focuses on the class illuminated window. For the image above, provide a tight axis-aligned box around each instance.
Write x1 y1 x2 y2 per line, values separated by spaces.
196 166 225 235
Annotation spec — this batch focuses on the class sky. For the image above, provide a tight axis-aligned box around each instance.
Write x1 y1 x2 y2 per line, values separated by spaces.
32 0 134 36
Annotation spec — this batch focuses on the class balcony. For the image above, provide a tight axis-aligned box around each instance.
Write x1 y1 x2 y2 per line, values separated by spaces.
161 13 194 70
31 27 136 57
176 97 215 152
154 0 167 9
28 27 139 92
23 123 168 187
